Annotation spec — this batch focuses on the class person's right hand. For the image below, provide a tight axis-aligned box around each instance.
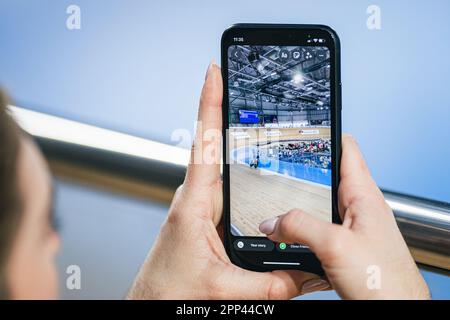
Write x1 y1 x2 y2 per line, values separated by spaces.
259 135 430 299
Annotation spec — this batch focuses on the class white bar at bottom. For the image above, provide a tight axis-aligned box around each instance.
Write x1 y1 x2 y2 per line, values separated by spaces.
263 261 300 265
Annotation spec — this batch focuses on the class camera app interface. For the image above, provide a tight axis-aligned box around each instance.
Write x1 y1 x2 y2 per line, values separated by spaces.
227 45 332 239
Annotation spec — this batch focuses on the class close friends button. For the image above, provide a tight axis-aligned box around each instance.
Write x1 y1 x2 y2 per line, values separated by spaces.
276 243 309 252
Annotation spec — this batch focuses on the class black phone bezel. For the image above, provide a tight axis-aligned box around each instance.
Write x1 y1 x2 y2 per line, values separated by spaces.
221 24 342 274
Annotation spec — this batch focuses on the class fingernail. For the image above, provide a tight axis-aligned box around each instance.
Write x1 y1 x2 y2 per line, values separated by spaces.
205 59 217 80
259 217 279 235
301 278 330 295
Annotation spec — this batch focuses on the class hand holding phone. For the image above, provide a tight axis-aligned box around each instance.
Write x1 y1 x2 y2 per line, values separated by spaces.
128 62 324 300
128 26 428 299
259 135 429 299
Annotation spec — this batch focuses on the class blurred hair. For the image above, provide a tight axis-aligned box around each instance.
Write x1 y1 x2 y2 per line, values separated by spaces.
0 90 22 299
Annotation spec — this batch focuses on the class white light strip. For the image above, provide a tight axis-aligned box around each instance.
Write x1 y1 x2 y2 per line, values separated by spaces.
9 106 190 167
8 107 450 225
386 199 450 224
263 262 301 265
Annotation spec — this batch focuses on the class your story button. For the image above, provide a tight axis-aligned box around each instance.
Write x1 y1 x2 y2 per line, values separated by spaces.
234 239 275 251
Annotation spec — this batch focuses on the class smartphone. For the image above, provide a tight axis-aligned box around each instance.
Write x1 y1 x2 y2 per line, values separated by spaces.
221 24 341 274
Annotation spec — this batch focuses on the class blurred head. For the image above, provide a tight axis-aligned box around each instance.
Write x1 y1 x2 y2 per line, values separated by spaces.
0 91 59 299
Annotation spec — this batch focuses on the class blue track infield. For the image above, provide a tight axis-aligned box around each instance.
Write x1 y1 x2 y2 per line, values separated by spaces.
232 147 331 187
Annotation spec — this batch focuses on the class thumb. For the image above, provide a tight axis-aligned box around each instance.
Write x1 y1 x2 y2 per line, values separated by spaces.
259 209 342 257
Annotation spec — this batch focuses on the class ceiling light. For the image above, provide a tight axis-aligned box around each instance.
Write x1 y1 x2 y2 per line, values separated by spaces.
292 73 304 84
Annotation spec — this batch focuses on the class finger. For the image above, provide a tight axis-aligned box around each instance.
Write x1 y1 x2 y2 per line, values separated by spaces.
338 134 384 221
212 181 223 226
215 267 323 299
259 209 341 255
216 218 224 241
185 61 223 188
299 277 332 295
257 270 328 299
171 179 223 226
340 134 372 182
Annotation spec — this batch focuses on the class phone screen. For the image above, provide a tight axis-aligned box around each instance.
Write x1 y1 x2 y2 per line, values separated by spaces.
222 25 340 272
227 45 332 240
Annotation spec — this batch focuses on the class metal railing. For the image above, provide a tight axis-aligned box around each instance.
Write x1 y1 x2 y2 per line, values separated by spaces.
10 106 450 272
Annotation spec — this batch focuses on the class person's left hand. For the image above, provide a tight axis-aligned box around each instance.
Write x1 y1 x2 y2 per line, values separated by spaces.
127 61 329 299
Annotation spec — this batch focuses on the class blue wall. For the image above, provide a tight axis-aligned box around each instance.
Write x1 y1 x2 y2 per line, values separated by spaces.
0 0 449 202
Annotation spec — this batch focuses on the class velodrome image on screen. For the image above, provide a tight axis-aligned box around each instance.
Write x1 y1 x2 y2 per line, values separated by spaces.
228 45 332 237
